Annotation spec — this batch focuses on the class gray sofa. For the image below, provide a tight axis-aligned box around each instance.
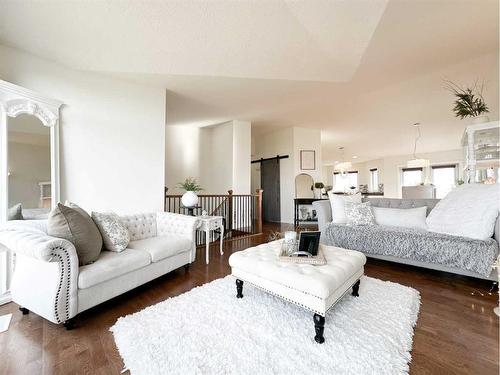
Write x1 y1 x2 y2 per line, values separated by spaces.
313 198 499 280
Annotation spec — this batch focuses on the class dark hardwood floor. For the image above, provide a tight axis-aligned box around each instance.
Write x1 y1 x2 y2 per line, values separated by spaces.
0 222 498 374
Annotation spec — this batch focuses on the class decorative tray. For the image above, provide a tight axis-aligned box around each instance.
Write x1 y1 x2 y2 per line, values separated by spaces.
278 241 327 265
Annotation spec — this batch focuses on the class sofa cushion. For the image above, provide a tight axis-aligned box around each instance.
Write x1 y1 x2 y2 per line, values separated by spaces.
127 235 192 262
92 212 130 252
48 203 103 266
372 206 427 230
78 249 151 289
327 192 362 224
426 184 500 240
8 203 23 220
344 202 374 226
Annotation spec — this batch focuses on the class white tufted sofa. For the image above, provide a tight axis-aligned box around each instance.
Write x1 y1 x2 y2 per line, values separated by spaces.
0 212 199 327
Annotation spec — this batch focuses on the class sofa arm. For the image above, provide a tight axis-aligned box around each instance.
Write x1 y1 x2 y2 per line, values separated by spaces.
312 200 332 232
156 212 199 262
0 230 79 324
0 229 77 262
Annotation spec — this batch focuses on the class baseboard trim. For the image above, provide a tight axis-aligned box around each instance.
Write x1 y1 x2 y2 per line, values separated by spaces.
0 291 12 306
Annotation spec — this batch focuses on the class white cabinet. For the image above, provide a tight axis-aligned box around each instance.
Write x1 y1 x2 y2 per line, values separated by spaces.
462 121 500 184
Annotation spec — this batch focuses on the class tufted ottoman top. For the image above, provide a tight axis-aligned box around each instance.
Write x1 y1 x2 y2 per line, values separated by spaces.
229 240 366 299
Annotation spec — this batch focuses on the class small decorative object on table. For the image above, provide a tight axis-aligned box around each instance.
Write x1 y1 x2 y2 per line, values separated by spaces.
281 231 298 256
298 231 321 255
314 182 324 199
279 231 326 265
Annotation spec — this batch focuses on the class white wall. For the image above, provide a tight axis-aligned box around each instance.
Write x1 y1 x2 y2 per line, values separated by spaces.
0 45 166 214
165 125 205 193
293 127 322 185
252 126 322 223
165 120 251 195
210 122 235 194
232 120 251 194
252 127 294 223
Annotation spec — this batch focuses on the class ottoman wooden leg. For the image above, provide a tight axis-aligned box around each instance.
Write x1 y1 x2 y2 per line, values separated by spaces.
313 314 325 344
19 307 29 315
352 279 360 297
236 279 244 298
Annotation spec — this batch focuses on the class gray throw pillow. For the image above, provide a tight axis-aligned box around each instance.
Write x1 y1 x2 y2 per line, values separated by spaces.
8 203 23 220
91 212 130 252
47 203 103 266
344 201 375 226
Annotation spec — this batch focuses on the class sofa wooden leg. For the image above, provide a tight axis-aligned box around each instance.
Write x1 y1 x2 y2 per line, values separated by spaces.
236 279 244 298
19 307 29 315
63 318 76 330
313 313 325 344
352 279 360 297
184 264 190 272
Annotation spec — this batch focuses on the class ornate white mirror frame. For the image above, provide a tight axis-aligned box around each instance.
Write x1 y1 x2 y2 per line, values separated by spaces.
0 80 63 223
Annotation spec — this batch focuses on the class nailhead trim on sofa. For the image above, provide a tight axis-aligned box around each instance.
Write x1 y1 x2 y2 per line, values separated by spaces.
51 246 71 324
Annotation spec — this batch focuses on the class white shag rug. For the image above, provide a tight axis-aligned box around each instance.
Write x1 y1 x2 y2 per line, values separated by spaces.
111 276 420 375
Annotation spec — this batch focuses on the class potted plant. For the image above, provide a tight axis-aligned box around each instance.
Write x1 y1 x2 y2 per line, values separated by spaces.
445 80 489 124
177 177 203 208
314 182 325 198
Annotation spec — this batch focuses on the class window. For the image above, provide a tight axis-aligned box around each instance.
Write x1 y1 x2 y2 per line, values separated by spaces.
401 167 423 186
369 168 379 192
333 171 358 192
432 164 457 199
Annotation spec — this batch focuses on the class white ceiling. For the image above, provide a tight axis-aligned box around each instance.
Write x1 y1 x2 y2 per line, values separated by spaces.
0 0 388 82
0 0 498 162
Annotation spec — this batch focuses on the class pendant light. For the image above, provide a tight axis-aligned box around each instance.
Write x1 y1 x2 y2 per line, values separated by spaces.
335 147 352 174
407 123 430 168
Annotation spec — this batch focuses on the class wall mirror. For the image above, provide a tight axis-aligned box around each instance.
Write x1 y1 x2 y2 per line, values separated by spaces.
295 173 314 198
0 80 62 222
7 114 51 220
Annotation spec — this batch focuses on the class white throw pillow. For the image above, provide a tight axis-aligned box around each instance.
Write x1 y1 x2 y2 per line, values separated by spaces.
327 191 362 224
373 206 427 230
426 184 500 240
91 212 130 252
344 202 375 226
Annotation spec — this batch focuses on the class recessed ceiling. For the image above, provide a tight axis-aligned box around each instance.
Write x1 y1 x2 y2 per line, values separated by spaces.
0 0 498 163
0 0 388 82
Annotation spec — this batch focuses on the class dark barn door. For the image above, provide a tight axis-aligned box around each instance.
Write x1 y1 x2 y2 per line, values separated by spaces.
261 158 281 222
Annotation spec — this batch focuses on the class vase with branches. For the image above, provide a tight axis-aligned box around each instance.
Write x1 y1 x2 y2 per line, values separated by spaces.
444 80 489 122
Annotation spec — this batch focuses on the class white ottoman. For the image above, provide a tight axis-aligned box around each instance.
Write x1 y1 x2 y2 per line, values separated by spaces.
228 240 366 343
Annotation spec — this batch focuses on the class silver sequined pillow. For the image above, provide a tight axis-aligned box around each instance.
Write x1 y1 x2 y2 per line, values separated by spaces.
91 212 130 252
344 202 375 226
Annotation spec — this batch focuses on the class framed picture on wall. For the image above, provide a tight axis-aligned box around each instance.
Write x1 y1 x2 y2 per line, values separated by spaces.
300 150 315 170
